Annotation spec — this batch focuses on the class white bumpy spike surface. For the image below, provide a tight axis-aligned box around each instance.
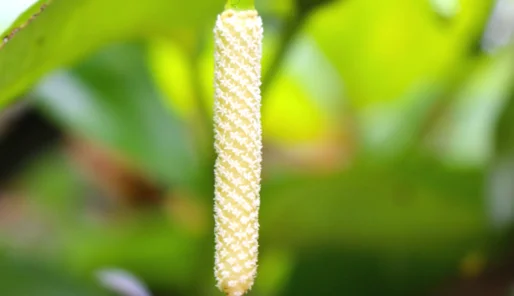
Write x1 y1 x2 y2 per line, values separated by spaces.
213 9 263 296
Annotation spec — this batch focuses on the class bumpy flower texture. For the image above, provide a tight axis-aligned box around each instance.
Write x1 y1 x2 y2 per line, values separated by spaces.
213 9 263 296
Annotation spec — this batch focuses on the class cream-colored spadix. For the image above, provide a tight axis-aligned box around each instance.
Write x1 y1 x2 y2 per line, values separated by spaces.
213 9 263 296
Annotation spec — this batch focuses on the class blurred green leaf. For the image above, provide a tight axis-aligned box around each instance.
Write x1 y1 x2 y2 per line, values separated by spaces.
304 0 494 156
487 47 514 231
256 0 294 17
282 248 461 296
295 0 337 17
257 156 489 295
0 0 223 108
428 50 514 167
308 0 493 105
34 43 199 187
62 214 206 293
0 254 112 296
18 148 87 221
430 0 460 19
494 57 514 157
261 157 487 252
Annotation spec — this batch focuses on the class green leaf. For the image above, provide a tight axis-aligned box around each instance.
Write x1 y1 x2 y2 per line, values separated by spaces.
261 157 487 252
0 0 223 108
487 48 514 230
34 43 199 187
0 254 112 296
428 50 514 167
430 0 460 19
257 156 489 294
61 215 206 293
225 0 255 11
308 0 493 105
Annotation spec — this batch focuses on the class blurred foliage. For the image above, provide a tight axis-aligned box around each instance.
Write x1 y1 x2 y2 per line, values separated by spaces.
2 0 514 295
0 0 222 107
0 254 112 296
35 44 199 189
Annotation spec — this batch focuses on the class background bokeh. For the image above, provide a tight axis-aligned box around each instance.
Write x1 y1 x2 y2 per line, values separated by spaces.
1 0 514 295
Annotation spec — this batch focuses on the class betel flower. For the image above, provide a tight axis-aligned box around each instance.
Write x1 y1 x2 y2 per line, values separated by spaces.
213 2 263 296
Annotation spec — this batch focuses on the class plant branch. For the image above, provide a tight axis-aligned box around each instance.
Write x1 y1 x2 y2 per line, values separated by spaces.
261 14 307 100
225 0 254 11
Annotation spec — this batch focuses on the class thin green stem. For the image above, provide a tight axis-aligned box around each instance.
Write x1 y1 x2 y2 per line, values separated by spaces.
225 0 254 11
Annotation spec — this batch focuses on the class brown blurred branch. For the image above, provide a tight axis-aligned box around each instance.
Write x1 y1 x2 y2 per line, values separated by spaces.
65 138 165 207
433 253 514 296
